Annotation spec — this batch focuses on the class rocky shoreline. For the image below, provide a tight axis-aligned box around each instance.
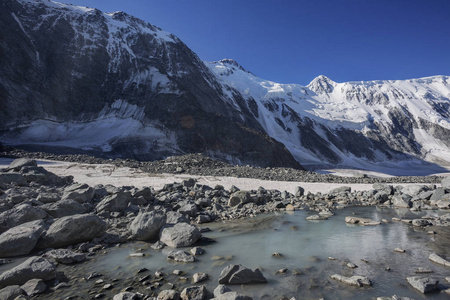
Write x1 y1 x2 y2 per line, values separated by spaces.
0 156 449 299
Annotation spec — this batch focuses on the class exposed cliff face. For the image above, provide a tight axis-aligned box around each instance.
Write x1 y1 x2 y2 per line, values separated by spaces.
0 0 302 169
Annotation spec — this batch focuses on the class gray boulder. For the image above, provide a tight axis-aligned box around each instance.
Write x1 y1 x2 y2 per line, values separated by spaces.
412 219 432 227
330 274 372 287
392 195 412 208
0 173 26 186
0 204 47 233
96 191 131 214
160 223 201 248
178 203 198 217
0 285 24 300
213 284 231 297
428 253 450 267
406 276 439 294
5 158 37 171
21 278 46 296
157 289 180 300
218 264 267 285
113 292 138 300
41 199 87 218
0 256 56 288
213 292 253 300
46 249 86 264
0 220 44 257
130 211 166 241
228 191 251 207
36 192 60 204
37 214 107 249
441 177 450 189
180 285 207 300
166 211 190 224
295 186 305 197
401 185 427 197
329 186 351 194
61 183 94 203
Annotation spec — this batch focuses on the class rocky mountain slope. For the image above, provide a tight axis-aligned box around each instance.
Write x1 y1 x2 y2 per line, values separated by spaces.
1 0 450 173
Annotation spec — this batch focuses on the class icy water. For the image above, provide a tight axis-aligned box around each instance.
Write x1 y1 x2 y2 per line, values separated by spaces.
30 207 450 299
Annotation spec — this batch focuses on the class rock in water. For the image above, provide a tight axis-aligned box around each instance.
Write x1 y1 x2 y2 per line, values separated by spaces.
406 276 439 294
37 214 107 249
167 250 195 263
212 292 253 300
130 211 166 241
180 285 207 300
345 216 380 225
428 253 450 267
218 264 267 285
0 220 44 257
160 223 201 248
330 274 372 287
0 256 56 288
157 289 180 300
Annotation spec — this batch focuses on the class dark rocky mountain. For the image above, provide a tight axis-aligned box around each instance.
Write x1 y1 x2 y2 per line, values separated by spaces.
0 0 302 169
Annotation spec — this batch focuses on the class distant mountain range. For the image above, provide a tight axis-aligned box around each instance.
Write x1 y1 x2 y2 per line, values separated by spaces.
2 0 450 174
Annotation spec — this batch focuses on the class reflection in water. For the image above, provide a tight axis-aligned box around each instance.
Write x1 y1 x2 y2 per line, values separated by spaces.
35 207 450 299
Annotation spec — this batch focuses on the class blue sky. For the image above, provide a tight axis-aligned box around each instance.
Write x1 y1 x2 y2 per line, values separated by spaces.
65 0 450 85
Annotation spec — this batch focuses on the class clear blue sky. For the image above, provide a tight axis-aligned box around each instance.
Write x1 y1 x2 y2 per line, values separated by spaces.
65 0 450 85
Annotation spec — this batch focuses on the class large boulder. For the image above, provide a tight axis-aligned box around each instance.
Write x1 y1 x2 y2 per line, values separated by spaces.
0 204 47 233
37 214 107 249
157 289 180 300
166 211 190 224
20 278 46 296
428 253 450 267
0 173 26 186
96 191 131 214
160 223 201 248
41 199 87 218
61 183 95 203
406 276 439 294
130 211 166 241
392 195 412 208
228 191 251 207
0 256 56 288
401 185 428 197
212 292 253 300
0 285 24 300
180 285 207 300
441 177 450 189
0 220 44 257
5 158 37 171
218 264 267 285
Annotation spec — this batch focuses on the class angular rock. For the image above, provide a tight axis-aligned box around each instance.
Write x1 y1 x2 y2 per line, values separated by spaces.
0 256 56 288
330 274 372 287
96 191 131 214
180 285 207 300
218 264 267 285
306 215 328 221
157 289 180 300
406 276 439 294
0 220 44 257
37 214 107 249
0 285 24 300
21 278 46 296
0 204 47 233
412 219 432 227
61 183 94 203
6 158 37 171
130 211 166 241
428 253 450 267
295 186 305 197
441 176 450 189
167 250 195 263
166 211 190 224
41 199 87 218
160 223 201 248
213 292 253 300
0 173 26 186
228 191 250 207
345 216 380 225
213 284 231 297
46 249 86 264
392 195 412 208
113 292 138 300
193 272 208 283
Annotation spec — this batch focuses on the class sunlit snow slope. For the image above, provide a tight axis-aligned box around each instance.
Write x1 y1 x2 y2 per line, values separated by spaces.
208 60 450 171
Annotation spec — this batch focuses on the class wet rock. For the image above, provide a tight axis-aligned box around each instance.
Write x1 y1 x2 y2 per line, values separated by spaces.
306 215 327 221
0 204 47 233
160 223 201 248
228 191 250 207
0 285 24 300
61 183 94 203
113 292 138 300
157 289 180 300
412 219 432 227
347 262 358 268
41 199 87 218
428 253 450 267
330 274 372 287
180 285 207 300
394 248 406 253
21 278 46 296
415 267 433 274
213 284 231 297
37 214 107 249
0 256 56 288
406 276 439 294
218 264 267 285
152 241 166 250
190 247 205 256
167 250 195 262
212 292 253 300
0 220 44 257
345 216 380 225
130 211 166 241
46 249 86 264
193 272 208 283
